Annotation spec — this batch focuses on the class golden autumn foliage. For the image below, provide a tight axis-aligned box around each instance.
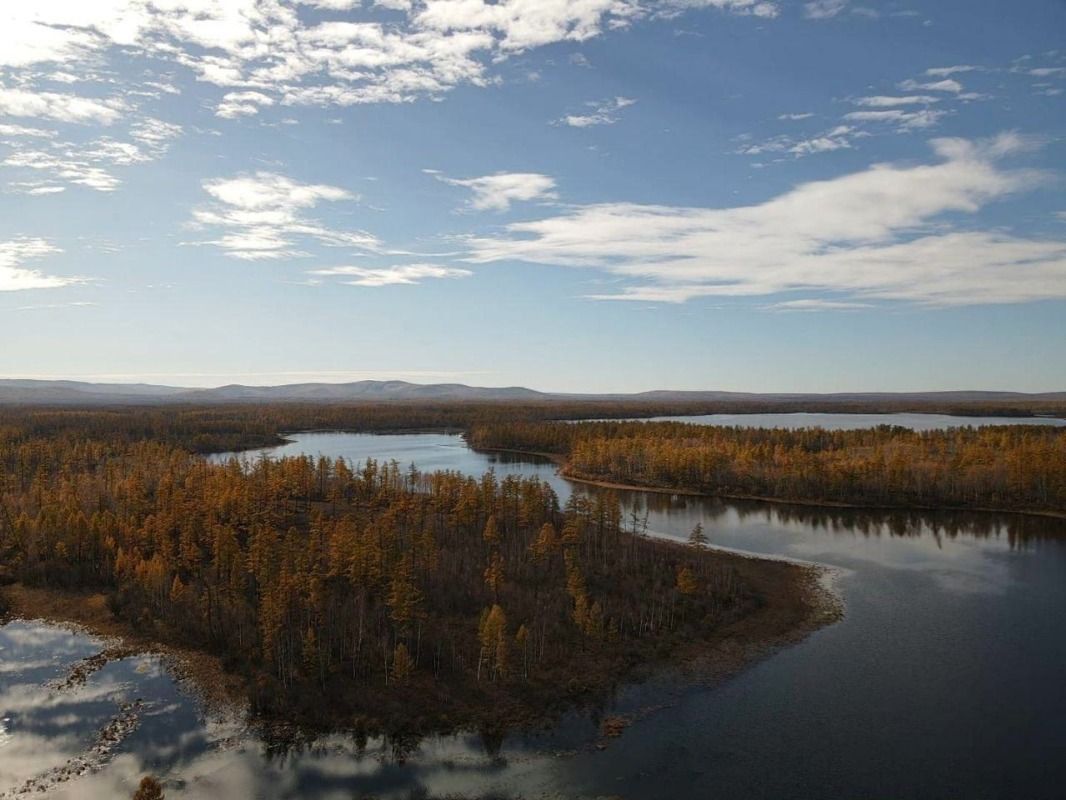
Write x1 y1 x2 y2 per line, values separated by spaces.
676 566 699 596
469 421 1066 513
0 409 750 728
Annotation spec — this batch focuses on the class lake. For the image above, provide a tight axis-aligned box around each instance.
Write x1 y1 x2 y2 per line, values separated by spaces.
607 411 1066 430
5 426 1066 799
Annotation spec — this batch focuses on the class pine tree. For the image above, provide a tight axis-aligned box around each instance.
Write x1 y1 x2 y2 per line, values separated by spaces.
688 522 708 549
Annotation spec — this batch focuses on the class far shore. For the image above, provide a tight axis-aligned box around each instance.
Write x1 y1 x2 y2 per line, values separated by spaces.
469 445 1066 522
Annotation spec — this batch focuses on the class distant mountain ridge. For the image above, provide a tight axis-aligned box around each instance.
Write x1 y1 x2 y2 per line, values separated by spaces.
1 378 1065 407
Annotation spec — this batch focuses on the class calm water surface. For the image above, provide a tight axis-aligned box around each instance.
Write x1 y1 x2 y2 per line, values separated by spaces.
624 411 1066 430
5 426 1066 799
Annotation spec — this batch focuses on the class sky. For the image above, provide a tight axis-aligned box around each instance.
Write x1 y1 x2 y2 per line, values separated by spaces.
1 0 1064 393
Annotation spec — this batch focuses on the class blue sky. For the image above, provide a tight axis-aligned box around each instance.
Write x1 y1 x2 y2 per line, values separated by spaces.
1 0 1064 392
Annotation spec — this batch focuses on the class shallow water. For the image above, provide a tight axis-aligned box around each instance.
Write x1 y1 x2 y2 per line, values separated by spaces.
6 430 1066 799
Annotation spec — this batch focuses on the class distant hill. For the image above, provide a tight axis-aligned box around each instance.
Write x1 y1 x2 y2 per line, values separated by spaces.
1 378 1065 408
0 379 189 404
0 379 547 405
175 381 547 403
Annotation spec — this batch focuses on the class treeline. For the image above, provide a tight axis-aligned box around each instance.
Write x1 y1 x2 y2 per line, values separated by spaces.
467 422 1066 513
2 395 1062 456
0 426 756 730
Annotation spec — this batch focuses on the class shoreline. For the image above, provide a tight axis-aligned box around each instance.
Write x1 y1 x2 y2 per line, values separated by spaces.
0 584 247 718
470 446 1066 521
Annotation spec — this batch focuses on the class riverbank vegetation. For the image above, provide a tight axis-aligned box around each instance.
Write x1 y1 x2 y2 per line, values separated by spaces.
0 413 822 732
468 421 1066 515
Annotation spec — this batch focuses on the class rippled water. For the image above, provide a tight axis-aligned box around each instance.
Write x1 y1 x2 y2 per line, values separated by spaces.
6 429 1066 799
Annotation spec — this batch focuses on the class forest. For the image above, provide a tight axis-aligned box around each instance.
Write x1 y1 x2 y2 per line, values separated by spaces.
0 407 818 733
467 421 1066 514
3 402 1061 736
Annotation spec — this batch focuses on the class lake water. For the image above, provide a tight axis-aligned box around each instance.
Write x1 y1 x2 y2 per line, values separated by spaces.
614 411 1066 430
5 427 1066 799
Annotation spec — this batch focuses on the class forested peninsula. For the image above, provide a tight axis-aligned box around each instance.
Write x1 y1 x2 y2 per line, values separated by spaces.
468 421 1066 516
0 406 828 736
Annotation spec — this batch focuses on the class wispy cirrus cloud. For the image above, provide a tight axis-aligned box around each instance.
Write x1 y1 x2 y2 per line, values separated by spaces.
0 238 82 291
191 172 380 260
427 170 557 212
464 134 1066 307
309 263 472 286
844 108 945 131
854 95 939 107
764 299 873 312
1 116 182 194
926 65 979 77
737 125 859 157
900 78 964 93
803 0 848 19
555 96 636 128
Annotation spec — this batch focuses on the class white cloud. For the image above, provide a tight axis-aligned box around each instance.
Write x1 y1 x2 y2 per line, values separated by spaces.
854 95 938 107
216 91 276 119
926 65 978 77
0 238 80 291
300 0 363 9
7 181 66 195
804 0 847 19
844 108 945 130
464 134 1065 307
1 117 180 193
1028 67 1066 78
0 87 125 125
2 149 121 191
787 127 855 155
738 125 859 157
900 78 963 93
1 2 774 118
193 172 380 260
431 171 557 211
765 299 873 311
556 96 636 128
309 263 472 286
129 118 182 150
0 124 56 139
658 1 778 18
203 173 351 210
414 0 641 51
778 112 814 120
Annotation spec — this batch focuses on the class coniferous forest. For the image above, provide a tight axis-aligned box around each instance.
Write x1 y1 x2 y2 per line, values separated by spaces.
0 406 818 733
2 403 1063 738
468 421 1066 514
